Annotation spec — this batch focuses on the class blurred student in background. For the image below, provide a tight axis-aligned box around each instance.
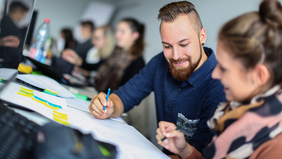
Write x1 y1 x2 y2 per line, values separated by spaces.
94 18 145 92
52 21 94 74
57 28 77 54
156 0 282 158
71 25 116 78
0 1 29 68
61 21 94 68
80 21 94 43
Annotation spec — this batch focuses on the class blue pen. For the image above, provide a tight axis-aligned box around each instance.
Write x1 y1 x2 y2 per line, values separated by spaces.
103 88 111 112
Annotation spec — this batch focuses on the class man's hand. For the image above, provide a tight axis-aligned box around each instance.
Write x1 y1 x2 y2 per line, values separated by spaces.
62 49 82 66
156 121 193 158
88 92 115 119
0 36 20 48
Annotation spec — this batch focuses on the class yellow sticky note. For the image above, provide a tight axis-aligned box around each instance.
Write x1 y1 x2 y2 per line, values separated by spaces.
53 116 69 126
53 113 68 120
32 96 46 105
17 92 33 98
45 103 60 110
19 89 34 96
53 110 68 117
20 87 34 93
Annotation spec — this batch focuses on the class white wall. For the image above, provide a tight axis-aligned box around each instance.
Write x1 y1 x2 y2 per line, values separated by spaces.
73 1 115 43
34 0 115 39
34 0 88 39
111 0 264 148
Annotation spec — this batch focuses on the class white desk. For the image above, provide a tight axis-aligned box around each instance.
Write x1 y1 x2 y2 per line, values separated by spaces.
6 98 169 159
1 78 168 158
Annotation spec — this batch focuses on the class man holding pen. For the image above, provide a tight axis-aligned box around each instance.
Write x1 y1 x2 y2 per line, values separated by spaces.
89 1 225 155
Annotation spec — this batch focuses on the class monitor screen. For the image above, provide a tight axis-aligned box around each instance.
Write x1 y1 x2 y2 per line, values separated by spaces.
0 0 36 69
25 9 37 47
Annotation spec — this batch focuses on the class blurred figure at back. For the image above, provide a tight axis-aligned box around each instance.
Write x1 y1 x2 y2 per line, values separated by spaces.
0 1 29 68
80 21 94 43
71 20 94 61
94 18 146 92
52 21 95 74
57 28 77 54
59 21 94 71
71 24 116 78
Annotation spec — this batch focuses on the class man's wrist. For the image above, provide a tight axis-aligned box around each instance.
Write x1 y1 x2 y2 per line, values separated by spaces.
178 143 193 159
108 94 124 118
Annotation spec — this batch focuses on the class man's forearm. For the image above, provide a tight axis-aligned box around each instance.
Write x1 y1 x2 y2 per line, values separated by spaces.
109 93 124 118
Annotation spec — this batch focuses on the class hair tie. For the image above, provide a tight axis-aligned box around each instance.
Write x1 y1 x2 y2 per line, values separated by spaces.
255 38 265 64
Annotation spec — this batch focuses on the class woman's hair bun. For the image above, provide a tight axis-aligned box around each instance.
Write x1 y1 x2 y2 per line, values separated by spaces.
259 0 282 26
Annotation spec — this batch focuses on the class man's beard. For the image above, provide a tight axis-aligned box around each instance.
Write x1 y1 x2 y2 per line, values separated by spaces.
168 45 202 81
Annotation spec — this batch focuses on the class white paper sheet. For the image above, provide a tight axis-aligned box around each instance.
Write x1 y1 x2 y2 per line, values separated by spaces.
0 68 18 80
66 98 90 112
17 74 75 98
66 108 169 159
66 98 126 124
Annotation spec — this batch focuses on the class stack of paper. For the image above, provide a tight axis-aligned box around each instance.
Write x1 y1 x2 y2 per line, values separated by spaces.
0 83 70 126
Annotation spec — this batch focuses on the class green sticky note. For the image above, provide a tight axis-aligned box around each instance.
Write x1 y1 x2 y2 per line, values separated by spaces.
98 145 111 157
44 88 58 96
31 70 43 75
73 93 87 101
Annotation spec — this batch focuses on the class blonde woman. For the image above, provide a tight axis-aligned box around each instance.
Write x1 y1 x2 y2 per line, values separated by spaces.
82 25 116 71
63 25 116 77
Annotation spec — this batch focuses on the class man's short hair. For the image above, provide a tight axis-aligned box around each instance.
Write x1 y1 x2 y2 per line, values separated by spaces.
158 1 203 34
9 1 29 13
80 21 95 32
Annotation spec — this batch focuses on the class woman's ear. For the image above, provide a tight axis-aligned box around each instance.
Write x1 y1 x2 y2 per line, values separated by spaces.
133 32 140 41
253 64 271 86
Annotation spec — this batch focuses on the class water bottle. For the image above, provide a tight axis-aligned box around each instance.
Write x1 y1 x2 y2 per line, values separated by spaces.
29 18 50 62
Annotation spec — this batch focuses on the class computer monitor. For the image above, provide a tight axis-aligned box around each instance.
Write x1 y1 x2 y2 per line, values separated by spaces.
25 9 37 47
0 0 36 69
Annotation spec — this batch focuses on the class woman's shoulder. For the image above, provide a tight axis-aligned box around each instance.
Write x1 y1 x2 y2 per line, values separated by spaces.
250 132 282 159
113 46 123 53
126 55 145 70
133 55 145 63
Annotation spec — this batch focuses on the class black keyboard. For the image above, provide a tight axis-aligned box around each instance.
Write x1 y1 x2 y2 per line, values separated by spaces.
0 100 40 159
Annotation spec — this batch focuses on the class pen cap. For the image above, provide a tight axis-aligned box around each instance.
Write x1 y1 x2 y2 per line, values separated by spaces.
106 88 111 101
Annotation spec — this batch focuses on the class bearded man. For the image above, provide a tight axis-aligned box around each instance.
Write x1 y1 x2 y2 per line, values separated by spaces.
89 1 225 155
